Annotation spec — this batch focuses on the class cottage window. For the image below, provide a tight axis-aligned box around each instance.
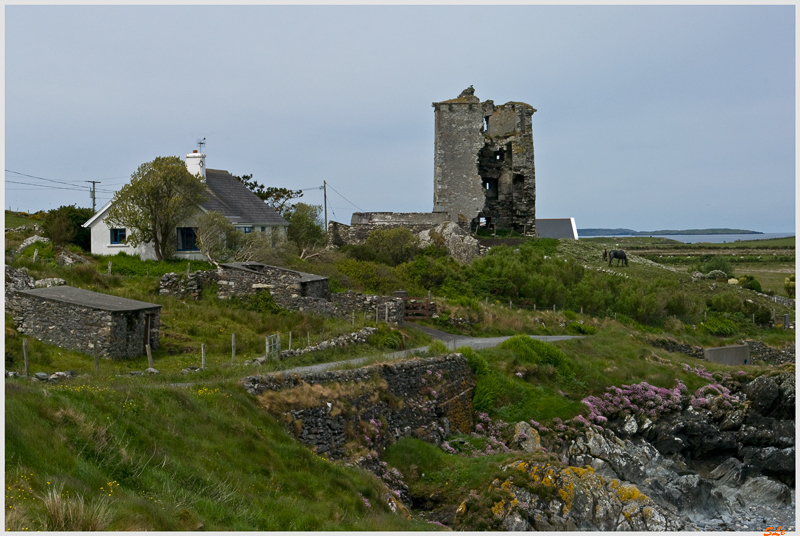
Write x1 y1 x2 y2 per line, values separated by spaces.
236 226 253 234
177 227 198 251
110 228 126 244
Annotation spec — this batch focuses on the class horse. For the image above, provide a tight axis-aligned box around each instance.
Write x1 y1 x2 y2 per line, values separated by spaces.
608 250 628 267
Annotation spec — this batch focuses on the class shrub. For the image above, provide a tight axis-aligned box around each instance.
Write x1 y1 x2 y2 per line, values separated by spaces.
566 322 597 335
364 228 420 266
368 324 403 349
785 275 795 298
230 290 284 315
708 292 744 314
699 317 739 337
703 257 734 278
737 275 762 293
498 336 575 378
42 205 93 250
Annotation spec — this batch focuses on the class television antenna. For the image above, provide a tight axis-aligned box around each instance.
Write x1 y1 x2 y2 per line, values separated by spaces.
197 137 206 152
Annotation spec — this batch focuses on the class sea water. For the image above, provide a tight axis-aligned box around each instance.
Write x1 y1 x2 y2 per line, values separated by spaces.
586 232 795 244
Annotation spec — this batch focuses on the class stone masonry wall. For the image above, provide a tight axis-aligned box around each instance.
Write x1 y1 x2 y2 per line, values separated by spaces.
240 353 474 458
159 267 405 324
6 292 160 359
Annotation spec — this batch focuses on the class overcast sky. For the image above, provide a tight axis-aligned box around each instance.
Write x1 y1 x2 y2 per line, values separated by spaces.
5 5 795 232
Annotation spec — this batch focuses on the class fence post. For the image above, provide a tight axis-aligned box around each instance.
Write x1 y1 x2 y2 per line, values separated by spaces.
784 314 789 329
201 343 206 369
265 336 269 360
289 331 292 351
580 306 583 315
533 304 536 311
23 338 29 377
385 303 389 323
277 332 281 354
187 262 191 275
375 307 378 325
146 344 153 369
108 261 112 275
231 333 236 364
509 300 512 308
33 249 38 262
93 336 99 372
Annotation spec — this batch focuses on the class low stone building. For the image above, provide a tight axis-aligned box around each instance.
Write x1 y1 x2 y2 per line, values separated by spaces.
7 285 161 359
159 263 405 323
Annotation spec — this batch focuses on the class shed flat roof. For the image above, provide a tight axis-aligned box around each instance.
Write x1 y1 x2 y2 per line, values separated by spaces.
17 286 161 312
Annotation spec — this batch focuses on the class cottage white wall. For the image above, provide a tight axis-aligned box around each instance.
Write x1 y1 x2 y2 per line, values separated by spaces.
88 208 286 261
88 210 158 260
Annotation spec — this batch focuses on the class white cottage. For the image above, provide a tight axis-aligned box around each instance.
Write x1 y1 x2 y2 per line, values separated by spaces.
83 151 289 260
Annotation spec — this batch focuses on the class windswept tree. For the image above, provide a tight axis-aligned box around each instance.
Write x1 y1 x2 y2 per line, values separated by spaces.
195 211 245 267
105 156 207 261
235 174 303 215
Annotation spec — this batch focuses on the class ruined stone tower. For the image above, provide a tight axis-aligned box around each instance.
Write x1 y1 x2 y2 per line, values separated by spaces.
432 86 536 235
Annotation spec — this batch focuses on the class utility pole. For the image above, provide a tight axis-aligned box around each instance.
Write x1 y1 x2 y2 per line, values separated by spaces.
86 181 101 213
323 180 328 232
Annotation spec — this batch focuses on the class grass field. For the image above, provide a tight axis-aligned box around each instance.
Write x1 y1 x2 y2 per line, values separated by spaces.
5 210 38 228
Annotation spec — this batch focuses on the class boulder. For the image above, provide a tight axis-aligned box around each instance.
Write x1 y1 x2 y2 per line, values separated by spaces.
510 422 540 452
34 278 66 288
745 375 780 415
417 222 480 264
16 235 50 253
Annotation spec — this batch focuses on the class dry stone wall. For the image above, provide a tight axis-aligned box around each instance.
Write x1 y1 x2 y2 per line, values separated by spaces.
241 354 474 458
159 265 405 324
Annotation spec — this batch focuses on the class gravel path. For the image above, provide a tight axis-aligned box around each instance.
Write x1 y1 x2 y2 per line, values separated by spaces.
282 326 584 374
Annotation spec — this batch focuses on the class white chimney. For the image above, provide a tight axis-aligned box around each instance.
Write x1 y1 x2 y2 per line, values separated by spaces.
185 150 206 180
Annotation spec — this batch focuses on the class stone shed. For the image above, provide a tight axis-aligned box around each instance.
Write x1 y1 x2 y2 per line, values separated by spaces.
7 286 161 359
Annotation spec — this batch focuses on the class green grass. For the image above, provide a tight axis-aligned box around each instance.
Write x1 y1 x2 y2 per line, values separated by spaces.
5 378 432 531
5 210 38 228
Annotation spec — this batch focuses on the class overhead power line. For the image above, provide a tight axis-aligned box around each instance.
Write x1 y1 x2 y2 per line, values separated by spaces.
325 182 364 212
5 169 126 188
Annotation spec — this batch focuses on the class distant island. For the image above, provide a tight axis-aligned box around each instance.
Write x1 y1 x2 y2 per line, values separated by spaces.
577 228 763 237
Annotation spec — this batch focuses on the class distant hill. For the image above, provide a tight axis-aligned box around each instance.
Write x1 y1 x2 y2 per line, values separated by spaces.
578 228 762 237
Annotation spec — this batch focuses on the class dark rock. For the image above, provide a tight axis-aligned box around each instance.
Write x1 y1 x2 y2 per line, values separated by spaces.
739 446 795 485
744 375 780 415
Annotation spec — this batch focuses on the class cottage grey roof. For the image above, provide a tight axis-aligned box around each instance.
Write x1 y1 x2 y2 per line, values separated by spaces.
203 169 288 226
17 286 161 312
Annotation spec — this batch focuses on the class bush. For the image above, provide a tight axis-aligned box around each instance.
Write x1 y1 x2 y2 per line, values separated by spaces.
737 275 762 293
566 322 597 335
364 228 420 266
230 290 284 315
498 336 575 378
42 206 94 250
368 324 403 349
785 275 795 298
703 257 734 278
699 317 739 337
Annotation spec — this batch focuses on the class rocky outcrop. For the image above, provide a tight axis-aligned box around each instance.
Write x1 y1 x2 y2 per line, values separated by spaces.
417 222 481 264
16 235 49 253
470 460 686 531
5 266 35 298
